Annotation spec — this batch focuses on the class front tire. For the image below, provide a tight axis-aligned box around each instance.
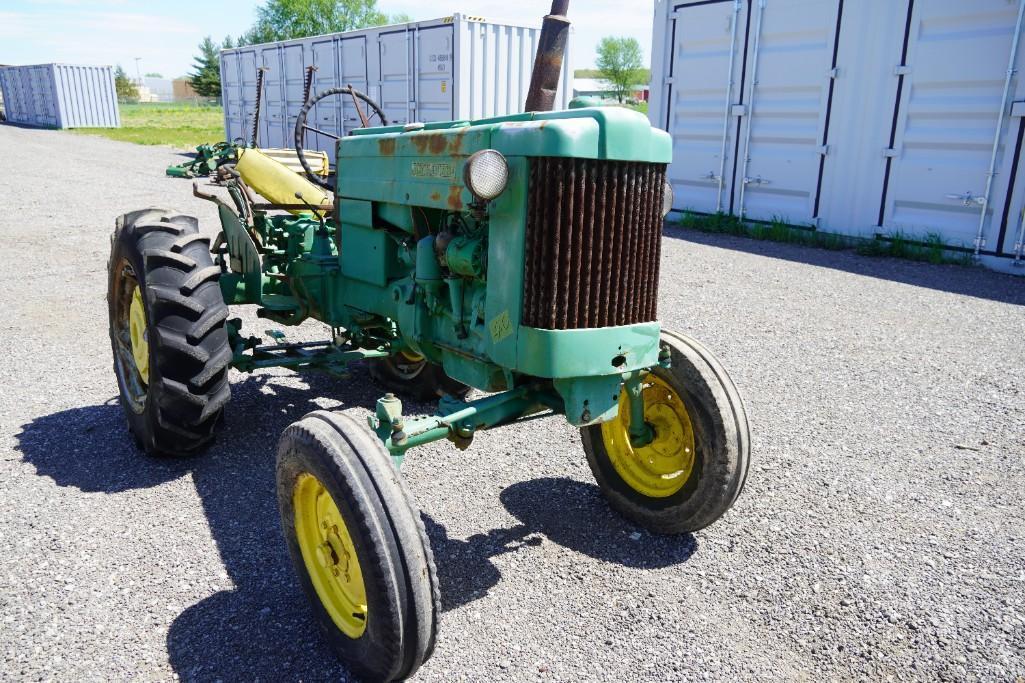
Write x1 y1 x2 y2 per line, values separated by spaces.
277 411 440 682
581 330 750 534
107 209 232 456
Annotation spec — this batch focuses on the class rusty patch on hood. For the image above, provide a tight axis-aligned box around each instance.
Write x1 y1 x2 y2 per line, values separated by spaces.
447 184 464 211
378 137 397 156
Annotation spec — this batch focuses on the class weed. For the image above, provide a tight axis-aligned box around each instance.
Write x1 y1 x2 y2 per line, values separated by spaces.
671 211 975 267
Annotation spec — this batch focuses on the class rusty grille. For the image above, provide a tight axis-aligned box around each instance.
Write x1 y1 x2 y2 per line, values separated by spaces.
521 157 667 330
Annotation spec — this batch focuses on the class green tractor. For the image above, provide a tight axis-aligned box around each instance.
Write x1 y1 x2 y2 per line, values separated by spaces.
106 3 749 680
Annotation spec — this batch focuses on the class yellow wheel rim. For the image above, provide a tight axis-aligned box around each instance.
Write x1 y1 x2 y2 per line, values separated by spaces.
293 473 368 638
129 287 150 385
399 350 425 362
600 374 696 498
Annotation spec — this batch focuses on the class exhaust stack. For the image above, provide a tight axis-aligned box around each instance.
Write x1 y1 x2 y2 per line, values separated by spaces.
524 1 571 112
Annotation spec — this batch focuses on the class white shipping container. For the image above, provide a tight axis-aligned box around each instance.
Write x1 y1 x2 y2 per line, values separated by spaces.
219 14 572 163
650 0 1025 273
0 63 120 129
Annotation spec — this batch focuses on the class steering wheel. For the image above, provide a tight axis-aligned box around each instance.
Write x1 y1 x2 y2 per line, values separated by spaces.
294 86 389 189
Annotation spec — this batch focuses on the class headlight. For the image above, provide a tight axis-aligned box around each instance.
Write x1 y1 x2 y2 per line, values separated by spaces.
464 149 509 202
662 180 674 218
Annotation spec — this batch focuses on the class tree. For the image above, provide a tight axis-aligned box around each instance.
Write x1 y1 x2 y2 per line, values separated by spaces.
241 0 396 44
595 37 646 103
114 65 139 103
144 72 163 78
189 36 222 98
222 35 235 50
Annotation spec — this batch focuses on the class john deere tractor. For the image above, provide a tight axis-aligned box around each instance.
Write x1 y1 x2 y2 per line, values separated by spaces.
106 3 749 680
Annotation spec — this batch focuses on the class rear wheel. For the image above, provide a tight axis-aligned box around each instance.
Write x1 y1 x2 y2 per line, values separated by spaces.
107 209 232 456
277 411 439 682
581 330 750 534
369 352 470 402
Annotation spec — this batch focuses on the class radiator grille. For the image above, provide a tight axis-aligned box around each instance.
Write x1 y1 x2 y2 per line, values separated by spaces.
522 157 667 330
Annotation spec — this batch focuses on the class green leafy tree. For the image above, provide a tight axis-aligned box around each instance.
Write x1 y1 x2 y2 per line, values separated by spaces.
144 72 163 78
114 65 139 103
189 36 222 97
222 35 235 50
242 0 396 44
596 36 646 103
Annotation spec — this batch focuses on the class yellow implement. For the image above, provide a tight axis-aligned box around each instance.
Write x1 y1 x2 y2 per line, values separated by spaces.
235 148 331 216
259 147 330 177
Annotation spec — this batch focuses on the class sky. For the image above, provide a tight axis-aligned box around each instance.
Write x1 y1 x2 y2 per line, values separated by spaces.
0 0 655 79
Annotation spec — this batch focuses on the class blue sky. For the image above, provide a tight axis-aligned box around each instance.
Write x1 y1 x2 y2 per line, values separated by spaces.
0 0 655 78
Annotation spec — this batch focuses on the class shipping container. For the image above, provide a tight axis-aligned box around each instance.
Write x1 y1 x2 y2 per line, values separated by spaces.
219 14 573 163
650 0 1025 273
0 63 120 129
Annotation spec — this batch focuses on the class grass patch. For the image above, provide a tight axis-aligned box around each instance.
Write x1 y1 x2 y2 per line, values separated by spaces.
71 102 224 150
671 211 975 266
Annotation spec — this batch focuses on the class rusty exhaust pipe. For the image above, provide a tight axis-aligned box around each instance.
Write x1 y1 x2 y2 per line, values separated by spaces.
524 0 571 112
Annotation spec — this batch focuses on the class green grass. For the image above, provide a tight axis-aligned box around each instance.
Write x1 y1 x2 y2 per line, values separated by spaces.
671 211 976 267
71 102 224 150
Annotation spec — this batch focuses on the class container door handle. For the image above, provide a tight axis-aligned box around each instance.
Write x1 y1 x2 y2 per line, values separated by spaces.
944 192 986 207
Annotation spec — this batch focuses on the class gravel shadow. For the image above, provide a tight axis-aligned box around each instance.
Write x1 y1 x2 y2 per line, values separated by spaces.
664 224 1025 306
15 371 368 682
425 477 697 611
15 378 694 679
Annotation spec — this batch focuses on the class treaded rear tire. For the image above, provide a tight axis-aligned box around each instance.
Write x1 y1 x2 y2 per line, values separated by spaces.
277 411 440 682
107 208 232 456
581 330 751 534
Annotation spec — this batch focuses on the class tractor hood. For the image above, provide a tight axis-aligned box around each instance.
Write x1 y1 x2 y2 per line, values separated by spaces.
336 107 671 211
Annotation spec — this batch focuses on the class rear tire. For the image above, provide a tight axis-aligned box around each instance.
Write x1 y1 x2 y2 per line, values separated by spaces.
107 209 232 456
581 330 750 534
369 353 470 402
277 411 440 682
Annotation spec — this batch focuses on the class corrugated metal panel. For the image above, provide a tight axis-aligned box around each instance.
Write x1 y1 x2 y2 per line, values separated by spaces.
219 13 572 163
0 64 119 129
650 0 1025 273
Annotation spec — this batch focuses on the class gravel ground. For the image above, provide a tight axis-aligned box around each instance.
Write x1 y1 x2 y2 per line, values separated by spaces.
1 124 1023 682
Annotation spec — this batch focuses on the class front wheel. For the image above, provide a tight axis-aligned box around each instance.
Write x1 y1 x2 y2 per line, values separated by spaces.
581 330 751 534
277 411 439 682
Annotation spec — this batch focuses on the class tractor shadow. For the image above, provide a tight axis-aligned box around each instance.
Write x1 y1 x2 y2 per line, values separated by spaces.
663 223 1025 306
15 371 696 681
425 477 698 611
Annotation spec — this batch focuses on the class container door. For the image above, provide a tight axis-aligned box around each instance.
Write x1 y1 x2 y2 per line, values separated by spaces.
30 66 58 127
282 43 308 152
260 46 285 149
416 25 454 123
880 0 1024 251
234 50 258 146
341 36 371 131
733 0 843 225
379 29 413 125
662 0 749 215
309 38 341 161
222 52 246 144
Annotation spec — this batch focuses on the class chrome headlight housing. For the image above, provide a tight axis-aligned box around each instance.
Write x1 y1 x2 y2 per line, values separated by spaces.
464 149 509 202
662 180 675 218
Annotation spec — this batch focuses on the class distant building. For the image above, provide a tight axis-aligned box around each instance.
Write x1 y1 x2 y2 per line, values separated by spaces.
172 79 199 101
573 78 649 103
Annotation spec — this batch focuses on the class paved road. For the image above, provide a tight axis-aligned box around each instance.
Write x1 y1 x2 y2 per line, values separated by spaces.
1 124 1023 681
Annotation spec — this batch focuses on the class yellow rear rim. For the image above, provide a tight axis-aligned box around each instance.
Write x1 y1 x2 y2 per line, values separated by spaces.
399 350 425 362
600 374 696 498
129 287 150 385
293 473 368 638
